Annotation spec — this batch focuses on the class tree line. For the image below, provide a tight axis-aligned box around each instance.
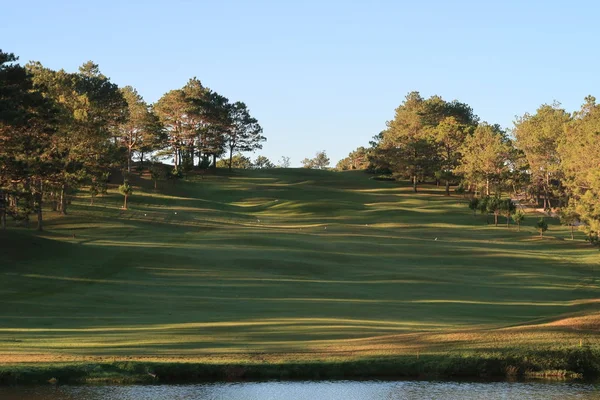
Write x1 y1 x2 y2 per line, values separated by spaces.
339 91 600 243
0 50 266 230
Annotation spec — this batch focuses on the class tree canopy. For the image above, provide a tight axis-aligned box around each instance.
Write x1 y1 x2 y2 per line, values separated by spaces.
0 49 265 231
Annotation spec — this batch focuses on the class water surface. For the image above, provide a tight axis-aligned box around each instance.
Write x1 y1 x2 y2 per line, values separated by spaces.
1 380 599 400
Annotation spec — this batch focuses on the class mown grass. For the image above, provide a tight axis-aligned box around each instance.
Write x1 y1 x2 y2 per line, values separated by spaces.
0 168 598 382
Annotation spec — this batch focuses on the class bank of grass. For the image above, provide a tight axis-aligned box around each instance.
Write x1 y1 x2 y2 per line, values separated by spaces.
1 347 597 385
0 168 599 382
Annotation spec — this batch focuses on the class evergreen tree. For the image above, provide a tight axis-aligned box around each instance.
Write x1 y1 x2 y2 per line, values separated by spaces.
224 102 265 171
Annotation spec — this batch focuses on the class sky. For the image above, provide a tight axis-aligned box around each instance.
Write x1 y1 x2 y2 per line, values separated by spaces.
2 0 599 166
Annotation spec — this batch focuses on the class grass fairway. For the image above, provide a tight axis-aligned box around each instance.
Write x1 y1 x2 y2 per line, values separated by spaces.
1 168 599 380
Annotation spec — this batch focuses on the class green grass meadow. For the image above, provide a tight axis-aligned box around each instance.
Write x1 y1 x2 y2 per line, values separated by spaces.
1 169 599 381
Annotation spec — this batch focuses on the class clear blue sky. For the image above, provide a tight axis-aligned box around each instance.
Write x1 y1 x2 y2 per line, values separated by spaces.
3 0 598 166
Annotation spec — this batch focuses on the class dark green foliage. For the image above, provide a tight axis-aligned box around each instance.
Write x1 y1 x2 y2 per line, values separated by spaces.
514 210 525 231
253 155 275 169
477 196 489 221
485 196 503 226
559 206 580 240
536 218 549 237
1 348 599 385
468 197 479 215
369 92 478 193
168 167 184 180
149 161 167 190
302 150 330 170
224 101 265 170
500 198 517 227
216 154 252 169
118 180 133 209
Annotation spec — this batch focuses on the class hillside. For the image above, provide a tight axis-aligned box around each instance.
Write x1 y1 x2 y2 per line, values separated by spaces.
1 169 599 378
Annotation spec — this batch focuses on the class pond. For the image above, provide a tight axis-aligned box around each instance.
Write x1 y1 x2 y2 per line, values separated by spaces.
1 380 599 400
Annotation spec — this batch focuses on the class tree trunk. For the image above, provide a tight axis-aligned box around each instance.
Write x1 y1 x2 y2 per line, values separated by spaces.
127 147 132 173
486 178 490 196
506 213 510 228
494 212 498 227
540 230 543 238
124 195 128 210
445 180 450 196
212 153 217 170
571 225 574 240
140 151 145 169
59 186 67 215
0 192 5 230
190 144 195 169
412 175 417 193
36 194 43 231
229 149 233 171
517 223 520 232
50 191 57 211
154 179 158 190
545 173 551 210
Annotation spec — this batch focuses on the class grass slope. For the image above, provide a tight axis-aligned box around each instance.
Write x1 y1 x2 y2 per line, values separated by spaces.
1 168 599 381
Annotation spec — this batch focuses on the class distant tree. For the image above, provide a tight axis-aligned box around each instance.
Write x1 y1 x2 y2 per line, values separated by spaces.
434 116 475 195
500 198 517 227
468 197 479 216
559 205 580 240
253 155 274 169
0 52 66 230
370 92 478 193
27 60 128 216
154 88 192 170
116 86 164 173
302 151 330 169
154 79 232 171
149 160 167 190
514 210 525 231
558 96 600 245
336 147 370 170
313 151 330 169
217 154 252 169
486 196 503 227
536 218 548 237
454 184 466 198
513 103 570 209
278 156 291 168
456 123 512 196
478 196 490 223
375 136 438 192
224 102 265 170
89 172 109 205
118 180 133 209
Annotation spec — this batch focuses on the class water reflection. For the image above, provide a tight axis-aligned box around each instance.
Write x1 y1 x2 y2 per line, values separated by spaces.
0 380 599 400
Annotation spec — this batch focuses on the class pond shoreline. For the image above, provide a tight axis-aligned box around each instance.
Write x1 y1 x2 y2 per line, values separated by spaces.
1 349 598 386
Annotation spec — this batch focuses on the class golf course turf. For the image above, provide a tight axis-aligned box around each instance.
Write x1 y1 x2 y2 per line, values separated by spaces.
1 168 599 383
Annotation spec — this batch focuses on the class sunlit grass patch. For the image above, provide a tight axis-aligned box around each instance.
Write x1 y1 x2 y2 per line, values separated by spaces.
0 169 598 376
